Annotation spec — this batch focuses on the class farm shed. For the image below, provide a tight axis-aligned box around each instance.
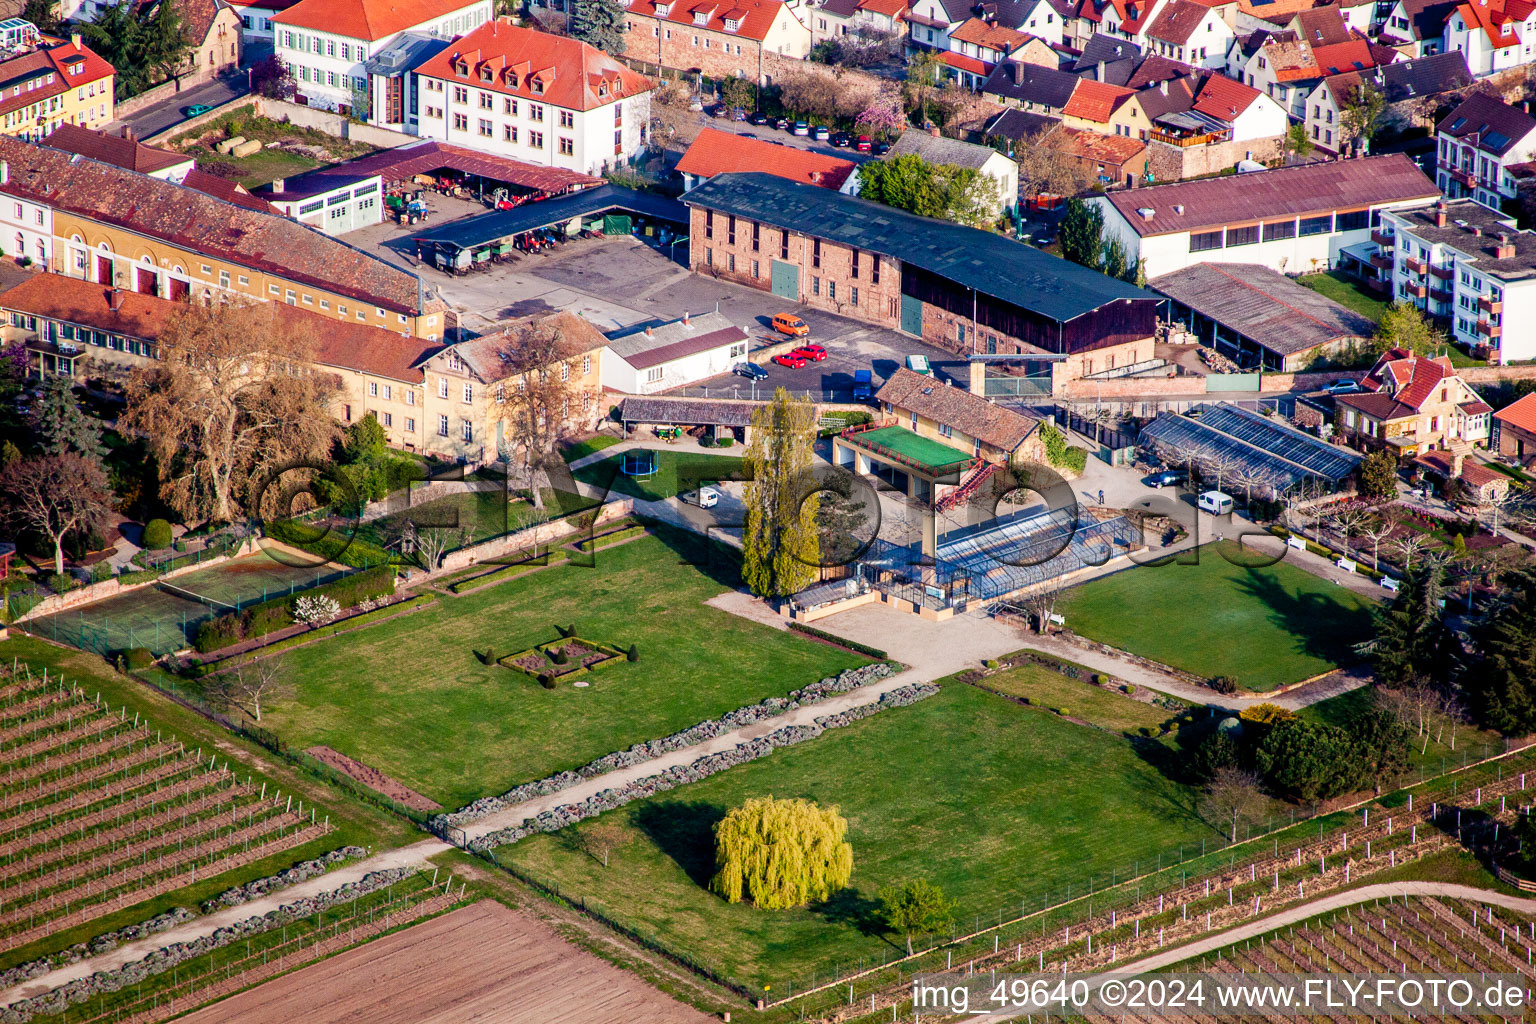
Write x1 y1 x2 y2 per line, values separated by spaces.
618 395 759 443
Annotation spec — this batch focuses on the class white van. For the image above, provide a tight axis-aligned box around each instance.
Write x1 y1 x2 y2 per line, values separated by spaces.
695 485 720 509
1198 490 1233 515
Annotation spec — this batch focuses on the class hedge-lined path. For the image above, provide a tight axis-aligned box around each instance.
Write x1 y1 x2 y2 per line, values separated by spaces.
0 838 451 1006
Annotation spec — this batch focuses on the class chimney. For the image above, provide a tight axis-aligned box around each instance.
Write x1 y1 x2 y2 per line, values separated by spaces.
1159 80 1168 94
1473 225 1483 236
70 32 81 48
109 288 123 310
1 161 8 187
123 127 136 143
271 177 285 194
1434 200 1447 227
682 310 690 325
928 124 941 136
1451 449 1465 477
1496 231 1516 258
644 325 654 336
1097 59 1107 80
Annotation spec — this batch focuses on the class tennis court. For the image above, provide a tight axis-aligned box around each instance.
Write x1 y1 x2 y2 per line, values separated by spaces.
21 550 349 657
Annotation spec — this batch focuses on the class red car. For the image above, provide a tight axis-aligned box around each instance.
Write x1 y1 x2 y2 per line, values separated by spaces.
773 352 808 369
855 135 872 152
793 344 827 361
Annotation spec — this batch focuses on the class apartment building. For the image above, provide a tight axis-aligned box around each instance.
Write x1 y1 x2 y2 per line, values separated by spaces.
411 20 652 177
0 31 115 141
1440 0 1536 76
1334 347 1492 455
621 0 812 81
1434 91 1536 210
1303 51 1472 155
274 0 493 114
1379 199 1536 364
0 135 441 339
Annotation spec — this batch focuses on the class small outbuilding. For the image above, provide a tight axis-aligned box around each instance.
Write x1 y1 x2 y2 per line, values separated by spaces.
602 311 750 395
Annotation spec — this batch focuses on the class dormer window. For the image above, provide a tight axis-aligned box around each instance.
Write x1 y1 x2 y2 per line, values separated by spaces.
598 82 608 96
656 1 671 13
480 65 492 81
693 8 708 21
724 16 740 29
454 60 469 76
532 76 545 93
504 70 519 87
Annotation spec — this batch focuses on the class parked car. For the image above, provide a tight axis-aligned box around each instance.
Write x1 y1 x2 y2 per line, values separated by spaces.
771 116 789 130
852 369 873 401
731 107 747 121
693 485 721 509
831 131 852 147
905 354 933 375
813 125 830 141
1198 490 1234 515
792 120 811 136
183 103 212 117
773 352 809 369
855 135 872 152
1144 470 1188 488
749 111 770 125
1324 379 1361 395
733 361 769 380
738 131 755 138
872 140 891 155
771 312 810 336
794 343 827 361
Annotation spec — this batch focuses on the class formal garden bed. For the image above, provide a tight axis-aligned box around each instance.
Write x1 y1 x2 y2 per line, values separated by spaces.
498 635 628 682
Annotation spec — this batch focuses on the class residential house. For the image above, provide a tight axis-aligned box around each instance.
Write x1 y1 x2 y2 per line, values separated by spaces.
132 0 241 81
940 16 1055 86
1143 0 1234 69
274 0 493 114
1059 78 1149 139
0 31 115 141
1413 447 1508 502
908 0 1066 53
811 0 907 42
409 20 653 177
1233 32 1392 118
42 125 195 182
684 171 1161 387
887 130 1020 215
1052 125 1147 186
1378 199 1536 364
600 310 749 393
1067 33 1144 84
620 0 812 82
1069 0 1172 51
978 105 1060 148
678 126 858 192
0 135 441 338
981 59 1080 115
1435 91 1536 210
1091 153 1440 277
1287 5 1356 46
1136 69 1287 148
1304 50 1473 154
1232 0 1317 33
414 309 608 463
360 32 452 135
1376 0 1458 55
1334 347 1492 455
228 0 302 39
832 365 1042 508
1441 0 1536 76
1491 391 1536 465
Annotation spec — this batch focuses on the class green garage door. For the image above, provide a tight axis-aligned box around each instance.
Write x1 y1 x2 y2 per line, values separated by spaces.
900 293 923 336
770 260 798 300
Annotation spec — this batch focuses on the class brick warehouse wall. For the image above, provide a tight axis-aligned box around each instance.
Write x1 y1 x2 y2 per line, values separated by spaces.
622 17 764 80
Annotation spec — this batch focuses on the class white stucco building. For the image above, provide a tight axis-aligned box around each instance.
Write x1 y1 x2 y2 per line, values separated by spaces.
274 0 492 114
601 310 748 394
410 20 653 176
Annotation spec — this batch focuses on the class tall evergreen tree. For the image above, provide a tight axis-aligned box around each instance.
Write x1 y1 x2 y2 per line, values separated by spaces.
571 0 627 55
742 388 819 598
31 377 104 460
1060 198 1104 270
1367 560 1458 688
1468 566 1536 736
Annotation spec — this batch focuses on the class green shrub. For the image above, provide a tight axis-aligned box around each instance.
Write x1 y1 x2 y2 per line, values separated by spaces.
1039 423 1088 473
90 560 114 583
555 622 575 637
983 659 998 670
117 647 154 671
265 518 392 568
194 565 394 652
538 673 556 689
713 436 734 448
476 648 496 665
46 572 76 593
627 644 639 662
1123 683 1136 695
195 614 246 653
142 519 173 550
786 621 887 658
117 568 158 586
1207 675 1239 695
1139 726 1154 737
550 646 569 665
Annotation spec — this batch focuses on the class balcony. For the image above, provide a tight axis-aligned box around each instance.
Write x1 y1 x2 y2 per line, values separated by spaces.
1479 295 1503 314
1478 319 1503 339
1429 286 1453 304
1372 229 1395 247
1404 256 1428 275
1428 263 1453 280
1370 252 1394 270
1451 167 1475 188
1148 128 1232 148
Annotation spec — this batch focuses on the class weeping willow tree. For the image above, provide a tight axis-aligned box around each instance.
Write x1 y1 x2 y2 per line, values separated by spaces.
742 388 820 598
710 797 853 909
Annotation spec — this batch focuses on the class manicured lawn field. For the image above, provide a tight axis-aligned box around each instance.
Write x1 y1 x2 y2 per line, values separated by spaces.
573 451 744 501
353 487 594 552
498 681 1222 986
1056 542 1375 691
259 535 863 808
560 434 623 462
979 661 1178 735
1296 271 1390 323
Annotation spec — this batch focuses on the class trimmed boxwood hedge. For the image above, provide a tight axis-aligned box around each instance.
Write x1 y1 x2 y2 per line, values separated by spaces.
142 519 173 550
194 566 395 653
786 621 886 659
264 518 393 568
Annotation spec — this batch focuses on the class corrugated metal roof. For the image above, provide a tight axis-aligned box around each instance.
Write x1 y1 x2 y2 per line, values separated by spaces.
684 172 1155 324
1149 262 1373 357
412 185 687 251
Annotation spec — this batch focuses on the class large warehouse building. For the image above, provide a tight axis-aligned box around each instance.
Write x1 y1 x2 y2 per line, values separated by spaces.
681 172 1161 391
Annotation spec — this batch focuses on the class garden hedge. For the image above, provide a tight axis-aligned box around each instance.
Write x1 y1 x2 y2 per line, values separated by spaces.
142 519 173 550
265 519 392 568
786 621 886 658
194 566 395 653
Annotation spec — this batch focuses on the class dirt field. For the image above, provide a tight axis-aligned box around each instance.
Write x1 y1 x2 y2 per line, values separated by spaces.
173 900 714 1024
304 745 441 812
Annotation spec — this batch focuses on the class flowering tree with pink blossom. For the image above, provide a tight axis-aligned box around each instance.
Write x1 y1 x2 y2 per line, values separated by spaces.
856 98 904 140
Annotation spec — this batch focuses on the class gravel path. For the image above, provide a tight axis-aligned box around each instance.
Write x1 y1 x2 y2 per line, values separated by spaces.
0 839 451 1006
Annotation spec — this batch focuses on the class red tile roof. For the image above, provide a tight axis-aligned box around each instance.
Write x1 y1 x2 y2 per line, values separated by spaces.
0 134 422 314
0 39 113 119
181 168 280 214
1057 125 1146 165
1494 392 1536 434
939 50 991 74
1146 0 1211 45
1452 0 1529 48
857 0 908 16
1191 72 1261 120
1311 38 1376 75
626 0 788 44
42 125 190 176
1062 78 1135 122
677 127 856 190
949 15 1033 50
273 0 474 40
414 19 651 113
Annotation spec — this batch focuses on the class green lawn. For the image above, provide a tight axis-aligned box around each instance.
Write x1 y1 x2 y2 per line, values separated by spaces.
353 488 595 552
851 426 973 473
498 681 1222 986
573 451 745 501
1299 687 1505 769
259 535 863 808
1297 271 1390 323
169 108 378 190
979 662 1177 735
1056 542 1375 691
560 434 624 462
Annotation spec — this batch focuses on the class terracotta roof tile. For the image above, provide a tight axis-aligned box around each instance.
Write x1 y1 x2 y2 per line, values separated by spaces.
274 0 476 41
1494 392 1536 434
1293 6 1352 45
940 50 991 74
626 0 788 43
2 134 423 314
1056 125 1145 163
874 366 1038 450
1311 38 1376 75
42 125 190 176
1146 0 1210 45
0 40 113 119
1062 77 1135 121
414 19 651 114
857 0 908 16
677 127 856 189
1190 72 1261 120
949 15 1033 49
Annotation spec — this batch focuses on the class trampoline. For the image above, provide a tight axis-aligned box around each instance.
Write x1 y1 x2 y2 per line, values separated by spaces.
621 450 658 479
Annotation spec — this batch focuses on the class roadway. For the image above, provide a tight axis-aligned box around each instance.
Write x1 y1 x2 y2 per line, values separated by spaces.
113 73 249 139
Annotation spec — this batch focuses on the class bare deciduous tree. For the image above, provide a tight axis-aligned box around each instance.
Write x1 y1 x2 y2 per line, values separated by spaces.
1393 533 1432 573
1330 509 1369 559
581 820 629 868
207 659 292 723
1202 766 1267 843
404 520 471 570
496 318 599 511
1023 580 1065 635
1014 127 1093 200
123 302 337 523
1358 514 1397 572
0 453 112 575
